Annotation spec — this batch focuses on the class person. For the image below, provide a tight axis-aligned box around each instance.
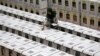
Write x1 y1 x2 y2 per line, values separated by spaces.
42 8 57 30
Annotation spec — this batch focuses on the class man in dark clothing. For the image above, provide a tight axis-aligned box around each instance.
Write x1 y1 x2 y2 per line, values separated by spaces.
42 8 57 30
46 8 57 23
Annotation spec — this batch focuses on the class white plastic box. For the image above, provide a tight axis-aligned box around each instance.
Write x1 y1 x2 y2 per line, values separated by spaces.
83 44 100 56
72 40 98 56
51 51 74 56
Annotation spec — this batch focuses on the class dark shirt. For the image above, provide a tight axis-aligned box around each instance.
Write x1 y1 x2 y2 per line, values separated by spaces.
46 11 56 23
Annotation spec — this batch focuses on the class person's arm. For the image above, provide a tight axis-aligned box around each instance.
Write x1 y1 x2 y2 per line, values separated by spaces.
42 18 47 30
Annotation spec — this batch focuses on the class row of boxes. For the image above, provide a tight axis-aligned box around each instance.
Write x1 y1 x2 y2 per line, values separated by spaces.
0 0 48 10
0 30 73 56
0 5 100 43
0 13 100 56
1 0 100 30
0 5 46 24
58 21 100 42
49 0 100 30
0 0 47 16
50 0 100 17
80 0 100 16
49 0 80 12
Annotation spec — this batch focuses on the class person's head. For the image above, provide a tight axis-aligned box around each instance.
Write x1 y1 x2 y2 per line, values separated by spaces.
47 8 52 12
